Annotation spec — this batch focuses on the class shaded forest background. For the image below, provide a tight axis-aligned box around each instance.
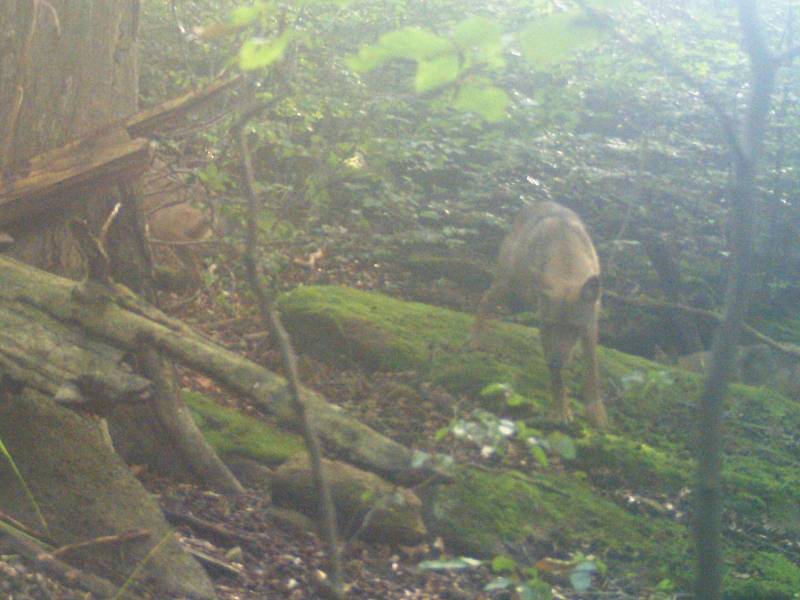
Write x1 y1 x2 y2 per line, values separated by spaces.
139 0 800 360
3 0 800 598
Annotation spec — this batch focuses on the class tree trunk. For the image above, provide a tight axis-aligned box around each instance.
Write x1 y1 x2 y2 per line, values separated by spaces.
694 3 778 598
642 234 704 354
0 0 240 493
0 2 218 596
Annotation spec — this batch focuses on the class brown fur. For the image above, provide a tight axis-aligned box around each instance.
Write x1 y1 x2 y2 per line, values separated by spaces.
143 194 212 288
471 201 607 426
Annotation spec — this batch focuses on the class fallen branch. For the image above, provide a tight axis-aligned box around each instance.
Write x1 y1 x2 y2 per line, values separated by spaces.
0 255 438 485
163 509 264 546
52 529 151 560
603 290 800 360
0 525 129 599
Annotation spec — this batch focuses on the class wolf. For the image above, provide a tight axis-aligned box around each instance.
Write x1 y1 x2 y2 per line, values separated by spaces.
471 201 607 426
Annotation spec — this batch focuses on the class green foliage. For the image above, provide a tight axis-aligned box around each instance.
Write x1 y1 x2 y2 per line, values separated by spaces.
724 552 800 600
239 32 293 70
546 431 576 461
491 554 518 573
518 11 607 68
348 18 509 120
485 554 554 599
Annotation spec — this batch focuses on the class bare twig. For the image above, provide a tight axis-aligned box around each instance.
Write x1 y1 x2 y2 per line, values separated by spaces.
603 290 800 359
163 509 265 545
52 529 151 560
236 115 345 597
0 525 128 599
574 0 744 160
99 202 122 249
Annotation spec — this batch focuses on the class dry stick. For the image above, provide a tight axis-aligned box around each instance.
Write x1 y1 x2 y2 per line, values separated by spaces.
163 509 265 546
0 526 128 599
236 121 345 599
52 529 151 560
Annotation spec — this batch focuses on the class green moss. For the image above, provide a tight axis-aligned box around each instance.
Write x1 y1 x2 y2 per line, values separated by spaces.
577 433 690 493
725 552 800 599
185 391 304 465
423 466 689 586
278 285 479 371
278 285 550 396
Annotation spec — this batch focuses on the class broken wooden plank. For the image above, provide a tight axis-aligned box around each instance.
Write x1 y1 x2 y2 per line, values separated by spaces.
126 75 241 138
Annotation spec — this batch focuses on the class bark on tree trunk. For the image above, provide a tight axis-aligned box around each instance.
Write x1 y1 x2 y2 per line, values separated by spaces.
0 2 219 596
0 0 240 492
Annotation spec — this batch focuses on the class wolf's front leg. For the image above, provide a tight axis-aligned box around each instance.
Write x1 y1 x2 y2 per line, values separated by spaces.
581 328 607 427
548 362 573 423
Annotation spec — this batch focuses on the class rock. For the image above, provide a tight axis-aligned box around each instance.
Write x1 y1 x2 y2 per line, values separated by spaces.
272 455 427 545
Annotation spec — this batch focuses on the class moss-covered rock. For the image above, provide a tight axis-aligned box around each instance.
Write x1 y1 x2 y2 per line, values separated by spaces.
277 285 800 596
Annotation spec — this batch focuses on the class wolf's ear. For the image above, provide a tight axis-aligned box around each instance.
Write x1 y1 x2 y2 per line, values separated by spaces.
580 275 601 303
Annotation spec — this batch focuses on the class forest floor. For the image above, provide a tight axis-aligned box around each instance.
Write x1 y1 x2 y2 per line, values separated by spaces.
139 235 681 599
4 228 777 599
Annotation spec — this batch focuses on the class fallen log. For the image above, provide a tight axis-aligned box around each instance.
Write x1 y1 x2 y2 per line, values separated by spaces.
0 255 439 485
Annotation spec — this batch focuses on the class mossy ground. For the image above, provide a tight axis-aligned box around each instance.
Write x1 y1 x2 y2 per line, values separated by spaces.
423 466 689 589
277 285 800 597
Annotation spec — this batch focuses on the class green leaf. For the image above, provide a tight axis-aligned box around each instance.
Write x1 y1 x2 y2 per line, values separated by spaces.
491 554 518 573
348 27 450 73
347 45 389 73
418 557 483 571
547 431 576 460
655 578 676 591
230 4 268 26
453 83 508 122
506 392 529 407
383 27 450 60
434 426 451 441
530 444 549 468
519 11 607 68
415 55 460 92
569 561 597 592
239 32 292 71
452 16 502 51
480 382 512 399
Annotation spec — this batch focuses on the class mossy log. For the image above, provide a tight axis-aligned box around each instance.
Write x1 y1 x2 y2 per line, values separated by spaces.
0 255 437 484
272 455 427 546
